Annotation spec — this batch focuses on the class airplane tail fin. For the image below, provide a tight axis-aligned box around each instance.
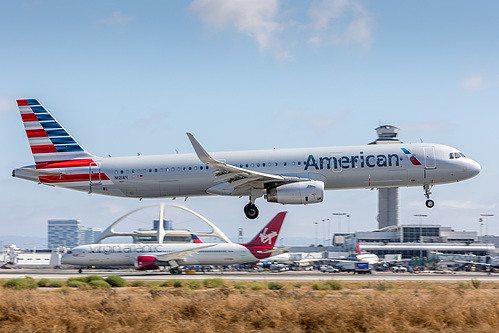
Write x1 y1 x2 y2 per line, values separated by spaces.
191 234 203 243
17 99 97 167
245 212 287 248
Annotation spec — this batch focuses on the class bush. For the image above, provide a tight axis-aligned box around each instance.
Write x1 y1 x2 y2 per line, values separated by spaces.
3 277 38 290
312 280 344 291
267 281 285 290
326 280 343 290
232 281 247 290
66 279 87 288
173 280 184 288
88 280 112 289
105 276 127 287
184 280 203 290
37 278 52 287
250 283 268 291
471 278 481 289
131 280 145 287
203 278 227 289
48 280 65 288
161 279 178 287
376 281 397 291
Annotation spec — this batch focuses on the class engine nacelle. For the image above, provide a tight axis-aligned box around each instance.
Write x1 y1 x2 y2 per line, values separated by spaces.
266 180 324 204
134 256 158 270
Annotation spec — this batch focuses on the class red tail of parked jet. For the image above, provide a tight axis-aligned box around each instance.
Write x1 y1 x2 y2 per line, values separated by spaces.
242 211 287 259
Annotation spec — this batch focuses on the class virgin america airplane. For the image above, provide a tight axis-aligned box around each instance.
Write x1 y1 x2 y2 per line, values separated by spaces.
13 99 481 219
61 212 287 273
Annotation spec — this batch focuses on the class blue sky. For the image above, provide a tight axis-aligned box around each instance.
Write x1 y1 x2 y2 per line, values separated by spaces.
0 0 497 247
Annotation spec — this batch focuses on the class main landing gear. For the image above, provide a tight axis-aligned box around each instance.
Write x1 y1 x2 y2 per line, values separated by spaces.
244 203 259 219
423 184 435 208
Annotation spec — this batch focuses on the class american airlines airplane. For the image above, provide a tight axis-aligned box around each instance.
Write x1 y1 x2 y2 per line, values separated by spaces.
61 212 287 273
13 99 481 219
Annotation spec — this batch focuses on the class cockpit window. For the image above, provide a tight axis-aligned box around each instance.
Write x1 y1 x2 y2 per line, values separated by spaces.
67 250 72 254
450 152 466 159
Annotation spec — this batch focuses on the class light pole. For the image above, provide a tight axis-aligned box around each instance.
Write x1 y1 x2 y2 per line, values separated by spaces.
481 214 494 236
347 214 351 233
314 222 318 246
333 212 347 234
322 220 326 246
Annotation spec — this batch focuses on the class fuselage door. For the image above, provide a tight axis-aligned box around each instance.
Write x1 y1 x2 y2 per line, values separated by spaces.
90 162 102 185
423 147 436 169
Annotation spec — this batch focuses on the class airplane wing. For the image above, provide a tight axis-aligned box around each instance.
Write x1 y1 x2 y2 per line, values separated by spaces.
187 133 305 193
154 244 216 262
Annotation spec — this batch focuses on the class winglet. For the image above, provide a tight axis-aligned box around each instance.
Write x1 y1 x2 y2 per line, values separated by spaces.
186 133 215 165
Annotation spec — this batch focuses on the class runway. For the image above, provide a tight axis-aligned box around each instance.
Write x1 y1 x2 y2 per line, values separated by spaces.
2 269 499 283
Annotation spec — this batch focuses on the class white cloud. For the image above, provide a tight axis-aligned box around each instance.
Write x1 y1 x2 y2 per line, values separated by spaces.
99 11 134 26
281 108 350 134
189 0 374 58
461 75 485 92
308 0 373 49
189 0 287 58
0 97 14 113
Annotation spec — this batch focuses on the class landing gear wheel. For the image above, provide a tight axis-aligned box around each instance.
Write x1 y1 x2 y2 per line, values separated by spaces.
170 267 182 274
425 199 435 208
244 203 259 219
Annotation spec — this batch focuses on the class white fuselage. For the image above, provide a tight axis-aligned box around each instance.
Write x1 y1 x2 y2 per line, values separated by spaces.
17 142 480 198
62 243 258 267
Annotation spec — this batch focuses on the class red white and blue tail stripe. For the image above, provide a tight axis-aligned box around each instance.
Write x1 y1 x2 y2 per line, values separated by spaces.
17 99 96 166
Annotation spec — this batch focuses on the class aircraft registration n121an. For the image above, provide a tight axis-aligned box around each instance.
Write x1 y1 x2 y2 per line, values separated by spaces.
13 99 481 219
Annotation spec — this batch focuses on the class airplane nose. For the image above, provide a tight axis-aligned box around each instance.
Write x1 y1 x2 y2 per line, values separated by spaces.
466 159 481 178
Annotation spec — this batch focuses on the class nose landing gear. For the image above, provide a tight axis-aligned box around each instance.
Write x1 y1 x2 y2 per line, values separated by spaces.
423 184 434 208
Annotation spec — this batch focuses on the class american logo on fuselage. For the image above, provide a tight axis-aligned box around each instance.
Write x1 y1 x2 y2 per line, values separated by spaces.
304 152 401 170
304 148 422 170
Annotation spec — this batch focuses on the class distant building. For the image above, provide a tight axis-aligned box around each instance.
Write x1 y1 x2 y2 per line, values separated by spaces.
342 224 493 259
48 219 80 249
47 220 101 249
79 227 102 246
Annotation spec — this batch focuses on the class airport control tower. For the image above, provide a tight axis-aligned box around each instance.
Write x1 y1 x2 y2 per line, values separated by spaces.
369 125 401 229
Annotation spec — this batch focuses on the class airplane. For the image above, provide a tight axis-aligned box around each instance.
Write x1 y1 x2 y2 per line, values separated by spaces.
61 211 287 273
13 99 481 219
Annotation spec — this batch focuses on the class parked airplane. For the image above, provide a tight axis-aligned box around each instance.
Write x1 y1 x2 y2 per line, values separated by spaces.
61 212 287 273
13 99 481 219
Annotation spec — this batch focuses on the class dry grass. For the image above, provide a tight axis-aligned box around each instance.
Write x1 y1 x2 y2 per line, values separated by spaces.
1 281 499 332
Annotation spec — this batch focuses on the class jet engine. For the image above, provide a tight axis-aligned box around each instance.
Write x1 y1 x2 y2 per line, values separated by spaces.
266 180 324 204
134 256 158 270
